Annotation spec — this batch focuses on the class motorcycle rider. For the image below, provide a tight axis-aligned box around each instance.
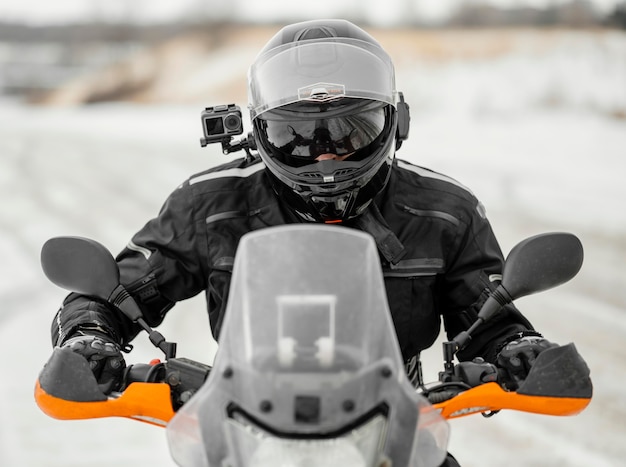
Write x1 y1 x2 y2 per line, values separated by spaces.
50 19 558 466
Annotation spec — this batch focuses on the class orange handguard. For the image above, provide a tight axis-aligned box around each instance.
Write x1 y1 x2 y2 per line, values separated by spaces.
34 379 175 427
35 347 175 427
434 381 591 419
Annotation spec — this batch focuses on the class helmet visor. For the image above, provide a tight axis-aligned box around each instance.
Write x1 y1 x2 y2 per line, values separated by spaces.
257 99 387 164
248 38 396 119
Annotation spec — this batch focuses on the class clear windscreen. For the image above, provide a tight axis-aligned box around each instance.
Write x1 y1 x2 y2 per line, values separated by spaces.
248 39 397 119
166 225 448 467
224 225 405 376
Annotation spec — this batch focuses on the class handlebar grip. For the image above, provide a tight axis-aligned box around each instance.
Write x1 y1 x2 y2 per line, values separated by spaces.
455 359 500 387
123 362 165 387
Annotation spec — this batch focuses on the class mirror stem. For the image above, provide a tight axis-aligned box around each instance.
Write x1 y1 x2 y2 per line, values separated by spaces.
108 284 144 321
108 284 177 359
452 285 514 352
139 318 177 359
477 285 513 322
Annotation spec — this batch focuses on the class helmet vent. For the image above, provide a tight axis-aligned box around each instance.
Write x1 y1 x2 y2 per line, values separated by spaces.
334 168 358 177
299 168 358 180
295 26 338 41
300 172 323 179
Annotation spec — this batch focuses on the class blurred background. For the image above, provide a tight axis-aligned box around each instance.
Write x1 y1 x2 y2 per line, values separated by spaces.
1 1 625 466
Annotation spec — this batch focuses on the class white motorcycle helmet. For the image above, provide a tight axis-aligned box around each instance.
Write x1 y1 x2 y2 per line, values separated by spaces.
248 19 409 222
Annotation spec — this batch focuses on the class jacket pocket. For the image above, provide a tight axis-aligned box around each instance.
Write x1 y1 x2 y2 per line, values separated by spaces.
383 259 443 359
384 258 444 278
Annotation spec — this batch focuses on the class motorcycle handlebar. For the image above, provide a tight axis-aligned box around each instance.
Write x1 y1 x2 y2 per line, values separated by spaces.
124 357 502 408
122 358 212 410
123 362 167 386
35 344 590 425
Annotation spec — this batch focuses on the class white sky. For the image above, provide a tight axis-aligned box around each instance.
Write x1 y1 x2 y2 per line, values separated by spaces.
0 0 621 25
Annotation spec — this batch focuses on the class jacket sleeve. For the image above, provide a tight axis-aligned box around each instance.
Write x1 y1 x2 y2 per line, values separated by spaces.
440 201 535 363
51 181 207 347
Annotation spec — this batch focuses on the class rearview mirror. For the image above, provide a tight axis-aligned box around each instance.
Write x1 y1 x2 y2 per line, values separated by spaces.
41 236 120 301
41 236 175 357
501 232 584 300
454 232 584 350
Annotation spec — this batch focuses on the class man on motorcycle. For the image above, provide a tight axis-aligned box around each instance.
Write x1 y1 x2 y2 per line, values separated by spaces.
50 19 557 466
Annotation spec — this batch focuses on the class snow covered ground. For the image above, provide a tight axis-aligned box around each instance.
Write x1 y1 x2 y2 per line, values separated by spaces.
1 28 625 466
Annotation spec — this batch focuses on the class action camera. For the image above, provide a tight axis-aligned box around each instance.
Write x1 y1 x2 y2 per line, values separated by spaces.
200 104 243 147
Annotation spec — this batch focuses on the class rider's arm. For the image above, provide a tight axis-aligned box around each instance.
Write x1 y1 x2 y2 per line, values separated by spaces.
439 201 536 363
51 180 206 347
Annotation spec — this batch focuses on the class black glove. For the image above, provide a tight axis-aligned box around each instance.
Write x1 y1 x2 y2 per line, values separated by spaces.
62 334 126 394
496 335 557 390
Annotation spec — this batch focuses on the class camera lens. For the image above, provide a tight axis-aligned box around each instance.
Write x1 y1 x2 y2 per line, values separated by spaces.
224 113 242 132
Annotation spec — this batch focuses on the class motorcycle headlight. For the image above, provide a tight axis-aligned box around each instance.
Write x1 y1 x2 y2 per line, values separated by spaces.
223 413 389 467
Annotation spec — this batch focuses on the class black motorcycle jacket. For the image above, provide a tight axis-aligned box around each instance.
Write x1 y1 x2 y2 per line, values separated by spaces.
51 156 534 365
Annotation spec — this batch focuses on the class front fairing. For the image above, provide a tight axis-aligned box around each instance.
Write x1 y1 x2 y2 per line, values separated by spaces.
166 225 448 467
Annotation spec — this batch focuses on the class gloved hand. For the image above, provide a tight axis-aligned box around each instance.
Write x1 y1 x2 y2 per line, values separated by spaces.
62 334 126 394
496 336 557 390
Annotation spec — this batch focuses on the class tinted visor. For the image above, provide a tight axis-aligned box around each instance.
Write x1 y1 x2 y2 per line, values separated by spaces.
256 100 388 166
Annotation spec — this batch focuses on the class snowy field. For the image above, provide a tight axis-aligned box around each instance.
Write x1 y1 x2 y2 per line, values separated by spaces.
1 29 626 466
